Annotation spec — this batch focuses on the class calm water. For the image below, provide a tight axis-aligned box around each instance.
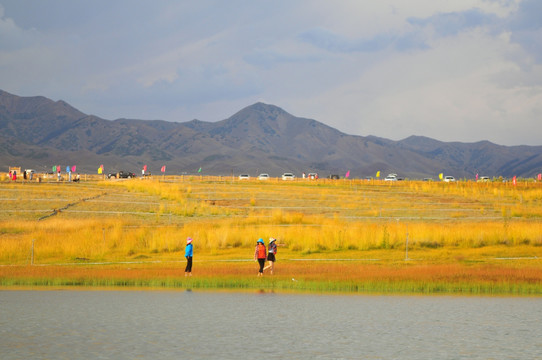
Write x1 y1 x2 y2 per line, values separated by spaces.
1 290 541 359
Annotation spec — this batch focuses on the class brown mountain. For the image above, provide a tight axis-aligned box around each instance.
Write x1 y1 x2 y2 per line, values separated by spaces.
1 89 541 178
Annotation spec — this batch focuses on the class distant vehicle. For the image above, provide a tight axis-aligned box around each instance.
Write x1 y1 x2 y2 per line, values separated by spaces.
282 173 295 180
443 176 456 182
257 173 270 180
108 171 136 179
238 174 250 180
364 176 372 181
307 173 318 180
384 174 397 181
478 176 490 182
423 178 434 182
328 174 340 180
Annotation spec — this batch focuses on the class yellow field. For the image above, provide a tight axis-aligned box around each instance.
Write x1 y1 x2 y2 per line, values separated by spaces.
1 176 541 293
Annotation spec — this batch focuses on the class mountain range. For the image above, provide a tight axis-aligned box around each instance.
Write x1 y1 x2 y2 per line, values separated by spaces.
1 89 541 179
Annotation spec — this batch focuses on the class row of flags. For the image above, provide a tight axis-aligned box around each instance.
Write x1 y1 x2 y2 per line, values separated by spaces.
96 165 203 174
51 165 540 183
348 170 541 184
52 165 76 173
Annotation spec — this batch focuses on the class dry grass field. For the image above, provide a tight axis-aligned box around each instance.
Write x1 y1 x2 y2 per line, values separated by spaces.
1 175 541 294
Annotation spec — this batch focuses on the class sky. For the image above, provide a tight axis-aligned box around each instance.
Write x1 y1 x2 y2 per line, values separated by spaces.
1 0 541 146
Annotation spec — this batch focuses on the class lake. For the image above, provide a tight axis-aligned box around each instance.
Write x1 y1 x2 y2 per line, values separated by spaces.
1 290 541 359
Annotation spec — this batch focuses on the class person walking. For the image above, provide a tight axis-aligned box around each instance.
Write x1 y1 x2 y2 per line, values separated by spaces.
264 237 278 275
254 238 266 276
185 237 193 276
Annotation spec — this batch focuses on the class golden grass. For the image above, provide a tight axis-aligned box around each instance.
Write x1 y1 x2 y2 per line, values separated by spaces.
1 177 541 293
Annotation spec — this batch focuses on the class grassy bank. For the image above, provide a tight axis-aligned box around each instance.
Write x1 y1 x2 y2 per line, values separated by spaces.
2 255 541 295
1 178 541 294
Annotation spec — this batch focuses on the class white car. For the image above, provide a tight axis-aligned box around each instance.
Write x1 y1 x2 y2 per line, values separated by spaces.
257 173 270 180
282 173 295 180
443 176 456 182
384 175 397 181
238 174 250 180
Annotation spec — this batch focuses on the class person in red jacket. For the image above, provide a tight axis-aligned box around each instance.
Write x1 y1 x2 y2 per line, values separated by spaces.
254 238 266 276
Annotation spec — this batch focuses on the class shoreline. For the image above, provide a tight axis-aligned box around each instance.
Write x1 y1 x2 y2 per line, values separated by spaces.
2 262 541 296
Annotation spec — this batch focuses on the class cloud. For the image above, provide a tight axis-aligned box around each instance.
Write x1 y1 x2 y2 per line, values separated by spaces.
0 5 40 50
298 27 428 53
506 0 542 63
407 8 498 37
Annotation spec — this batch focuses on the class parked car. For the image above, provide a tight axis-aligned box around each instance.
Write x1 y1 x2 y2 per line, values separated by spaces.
478 176 490 182
443 176 456 182
282 173 295 180
384 174 397 181
238 174 250 180
328 174 340 180
257 173 270 180
307 173 318 180
108 171 136 179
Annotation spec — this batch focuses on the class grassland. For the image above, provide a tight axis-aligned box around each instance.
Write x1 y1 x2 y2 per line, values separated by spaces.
1 175 541 294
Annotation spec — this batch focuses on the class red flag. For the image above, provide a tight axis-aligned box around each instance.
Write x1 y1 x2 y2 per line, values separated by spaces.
143 165 147 171
345 170 350 178
161 165 166 173
475 173 479 181
538 174 541 181
71 165 76 173
512 176 517 186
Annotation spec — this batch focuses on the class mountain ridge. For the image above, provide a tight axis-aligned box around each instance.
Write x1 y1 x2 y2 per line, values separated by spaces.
1 89 541 178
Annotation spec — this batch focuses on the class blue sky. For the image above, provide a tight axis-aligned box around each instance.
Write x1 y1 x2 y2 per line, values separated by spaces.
1 0 541 145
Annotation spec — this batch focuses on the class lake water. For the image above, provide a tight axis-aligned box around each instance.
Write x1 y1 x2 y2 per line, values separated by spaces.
1 290 541 359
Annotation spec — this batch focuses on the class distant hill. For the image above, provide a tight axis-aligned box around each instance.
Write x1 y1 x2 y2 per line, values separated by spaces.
1 89 541 178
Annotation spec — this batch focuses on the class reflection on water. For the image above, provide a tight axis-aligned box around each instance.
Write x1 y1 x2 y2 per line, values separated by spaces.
1 290 541 359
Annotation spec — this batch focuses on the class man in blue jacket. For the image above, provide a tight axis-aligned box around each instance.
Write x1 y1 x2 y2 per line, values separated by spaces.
185 237 193 276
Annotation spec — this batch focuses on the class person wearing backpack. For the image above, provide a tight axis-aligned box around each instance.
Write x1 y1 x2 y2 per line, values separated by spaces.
254 238 266 276
185 237 193 276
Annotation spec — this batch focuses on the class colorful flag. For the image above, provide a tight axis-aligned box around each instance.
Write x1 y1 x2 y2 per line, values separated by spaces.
66 166 71 173
52 165 56 173
376 171 380 178
198 167 202 173
538 173 541 181
57 165 61 173
476 173 479 181
345 170 350 178
439 173 443 180
143 165 147 171
513 176 517 186
71 165 76 173
161 165 166 173
98 167 103 174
